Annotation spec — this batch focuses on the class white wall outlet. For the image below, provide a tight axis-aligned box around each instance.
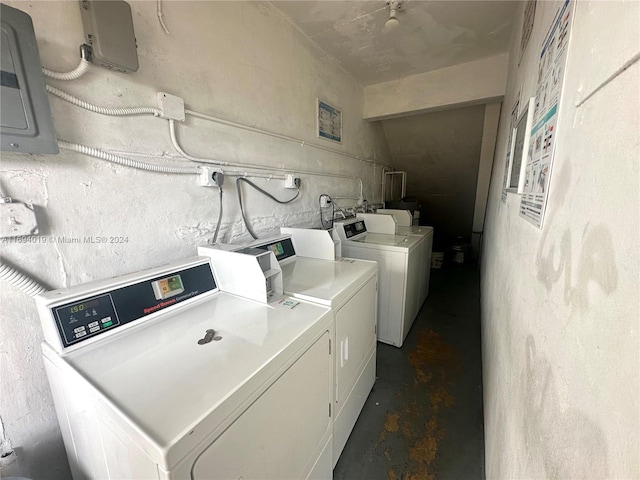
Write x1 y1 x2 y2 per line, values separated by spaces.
284 174 300 189
320 195 331 208
199 167 219 187
0 202 38 238
156 92 185 121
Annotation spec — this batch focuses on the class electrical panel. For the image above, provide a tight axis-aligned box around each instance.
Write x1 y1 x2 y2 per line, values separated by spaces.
80 0 139 73
0 4 59 154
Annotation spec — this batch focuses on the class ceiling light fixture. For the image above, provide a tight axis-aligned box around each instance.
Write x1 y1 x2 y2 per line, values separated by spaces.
384 0 402 32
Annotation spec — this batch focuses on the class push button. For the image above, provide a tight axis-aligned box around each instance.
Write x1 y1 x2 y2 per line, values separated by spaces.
88 321 99 328
73 326 86 333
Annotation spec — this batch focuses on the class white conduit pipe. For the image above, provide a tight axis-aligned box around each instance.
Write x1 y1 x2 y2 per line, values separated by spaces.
184 109 388 168
157 0 171 34
169 120 364 188
42 58 91 81
59 140 201 175
46 84 161 117
0 261 47 297
224 171 286 181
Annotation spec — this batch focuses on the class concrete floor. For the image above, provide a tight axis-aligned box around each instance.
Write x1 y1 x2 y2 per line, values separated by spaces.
334 265 485 480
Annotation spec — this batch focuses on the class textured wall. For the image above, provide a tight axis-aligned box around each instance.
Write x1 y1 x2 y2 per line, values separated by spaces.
0 1 390 478
380 104 485 244
481 1 639 478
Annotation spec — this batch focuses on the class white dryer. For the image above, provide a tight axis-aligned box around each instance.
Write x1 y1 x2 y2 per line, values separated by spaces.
357 212 434 309
332 219 422 348
199 229 377 467
36 256 334 479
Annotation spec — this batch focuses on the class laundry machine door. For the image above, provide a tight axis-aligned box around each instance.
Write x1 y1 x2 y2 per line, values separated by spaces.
191 331 332 480
333 276 377 463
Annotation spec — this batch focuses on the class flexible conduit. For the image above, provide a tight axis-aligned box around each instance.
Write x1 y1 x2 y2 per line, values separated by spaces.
157 0 171 34
42 83 366 194
0 261 47 297
184 108 386 167
59 140 201 175
169 120 364 195
42 58 91 81
46 84 161 116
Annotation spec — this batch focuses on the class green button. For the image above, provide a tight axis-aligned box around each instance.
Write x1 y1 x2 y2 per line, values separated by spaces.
103 321 113 327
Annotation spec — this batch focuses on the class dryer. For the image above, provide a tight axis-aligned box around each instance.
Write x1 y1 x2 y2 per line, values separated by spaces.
357 212 434 310
36 256 334 479
199 229 377 467
332 219 422 348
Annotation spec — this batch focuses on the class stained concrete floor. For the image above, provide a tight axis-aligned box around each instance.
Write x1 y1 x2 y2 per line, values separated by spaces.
334 265 485 480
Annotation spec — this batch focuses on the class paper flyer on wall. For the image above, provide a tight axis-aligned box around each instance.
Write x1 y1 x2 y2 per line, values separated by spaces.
519 0 573 228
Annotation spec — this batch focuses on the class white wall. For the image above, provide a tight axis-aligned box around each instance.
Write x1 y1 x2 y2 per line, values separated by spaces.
363 53 509 120
380 104 486 242
482 1 639 478
0 1 390 477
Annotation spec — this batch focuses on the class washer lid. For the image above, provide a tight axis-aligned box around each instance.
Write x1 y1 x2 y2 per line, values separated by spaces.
281 257 377 308
397 226 434 239
44 292 331 471
349 232 421 249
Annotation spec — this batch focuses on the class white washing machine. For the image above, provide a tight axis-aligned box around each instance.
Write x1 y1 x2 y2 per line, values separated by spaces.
36 256 334 479
332 219 422 348
199 228 377 467
358 212 434 310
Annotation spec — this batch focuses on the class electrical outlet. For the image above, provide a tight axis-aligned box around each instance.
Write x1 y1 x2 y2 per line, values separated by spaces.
284 174 300 189
320 195 331 208
156 92 185 121
199 167 223 187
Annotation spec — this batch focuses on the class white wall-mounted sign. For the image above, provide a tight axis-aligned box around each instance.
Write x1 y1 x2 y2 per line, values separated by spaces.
511 97 535 193
317 98 342 143
520 0 574 228
502 91 521 202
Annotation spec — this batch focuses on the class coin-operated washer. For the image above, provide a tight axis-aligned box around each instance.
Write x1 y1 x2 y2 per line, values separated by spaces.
357 212 434 311
200 228 377 467
36 255 334 479
332 218 422 348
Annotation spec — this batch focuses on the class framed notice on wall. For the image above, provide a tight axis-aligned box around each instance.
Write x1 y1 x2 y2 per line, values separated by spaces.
510 97 535 193
502 92 521 202
520 0 574 228
317 98 342 143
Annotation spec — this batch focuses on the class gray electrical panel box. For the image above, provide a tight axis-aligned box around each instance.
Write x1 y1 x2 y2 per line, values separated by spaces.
80 0 139 73
1 4 59 154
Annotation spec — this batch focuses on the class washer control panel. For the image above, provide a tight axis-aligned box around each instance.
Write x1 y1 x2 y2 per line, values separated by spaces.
343 220 367 239
254 237 296 262
49 263 216 349
54 294 119 346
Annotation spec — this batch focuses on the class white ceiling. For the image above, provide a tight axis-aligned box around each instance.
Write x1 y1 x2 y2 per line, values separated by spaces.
271 0 520 85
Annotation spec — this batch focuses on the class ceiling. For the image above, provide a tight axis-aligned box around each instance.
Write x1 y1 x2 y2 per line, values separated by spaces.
271 0 520 86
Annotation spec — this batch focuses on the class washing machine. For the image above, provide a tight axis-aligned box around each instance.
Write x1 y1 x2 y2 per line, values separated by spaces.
36 256 334 479
332 219 422 348
358 212 434 310
199 228 377 467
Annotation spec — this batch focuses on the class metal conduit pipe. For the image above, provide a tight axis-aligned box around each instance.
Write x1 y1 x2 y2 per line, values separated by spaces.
0 260 48 297
59 140 201 175
42 58 91 81
169 120 365 189
184 109 389 168
46 84 161 116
